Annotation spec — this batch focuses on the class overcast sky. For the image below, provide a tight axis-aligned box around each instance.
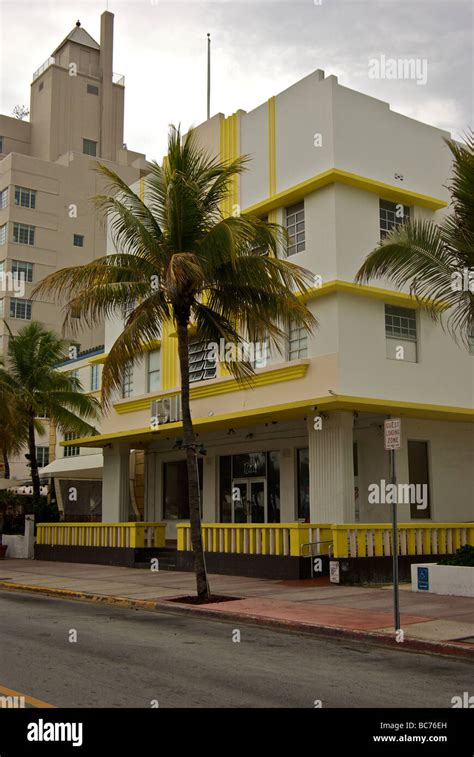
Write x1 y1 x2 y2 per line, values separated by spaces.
0 0 472 160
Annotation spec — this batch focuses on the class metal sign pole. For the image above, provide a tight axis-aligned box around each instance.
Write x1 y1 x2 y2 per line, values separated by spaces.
390 446 401 631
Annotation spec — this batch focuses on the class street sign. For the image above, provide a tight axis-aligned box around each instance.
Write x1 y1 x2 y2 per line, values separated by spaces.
384 418 401 450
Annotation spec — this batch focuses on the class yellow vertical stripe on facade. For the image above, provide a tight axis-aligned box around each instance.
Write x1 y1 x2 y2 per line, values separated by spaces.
139 176 145 202
267 96 276 197
161 321 179 389
220 113 240 217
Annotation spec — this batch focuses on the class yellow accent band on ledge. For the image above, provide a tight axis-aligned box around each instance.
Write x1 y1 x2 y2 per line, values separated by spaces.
243 167 447 216
114 362 309 414
88 353 108 365
63 393 474 447
300 280 445 309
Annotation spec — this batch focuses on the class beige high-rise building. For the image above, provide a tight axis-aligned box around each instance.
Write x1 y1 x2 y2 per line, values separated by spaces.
0 11 146 480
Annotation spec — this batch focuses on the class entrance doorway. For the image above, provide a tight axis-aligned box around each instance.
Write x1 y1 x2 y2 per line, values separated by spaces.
232 478 266 523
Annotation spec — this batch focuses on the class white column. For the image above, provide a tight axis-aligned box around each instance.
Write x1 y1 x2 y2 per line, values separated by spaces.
307 411 355 523
102 444 130 522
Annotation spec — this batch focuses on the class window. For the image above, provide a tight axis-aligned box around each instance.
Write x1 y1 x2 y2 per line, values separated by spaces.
10 298 32 319
121 300 135 321
90 363 100 391
408 440 431 519
0 137 3 153
39 82 44 92
0 188 8 209
289 321 308 360
14 186 36 209
0 224 7 245
121 362 133 398
379 200 410 240
12 260 33 282
385 305 417 340
297 448 310 521
87 84 99 95
0 299 4 317
147 349 161 392
163 458 203 519
73 234 84 247
189 339 217 383
64 432 80 458
385 304 417 362
36 446 49 468
83 139 97 157
13 222 35 245
286 201 305 255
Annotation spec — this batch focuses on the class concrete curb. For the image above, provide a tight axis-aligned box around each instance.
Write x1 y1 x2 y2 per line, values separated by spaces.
0 580 473 661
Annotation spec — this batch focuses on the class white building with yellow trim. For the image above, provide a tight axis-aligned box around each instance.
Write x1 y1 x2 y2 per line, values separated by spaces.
53 69 473 560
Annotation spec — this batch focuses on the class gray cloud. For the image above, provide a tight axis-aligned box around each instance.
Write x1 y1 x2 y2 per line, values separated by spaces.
0 0 472 159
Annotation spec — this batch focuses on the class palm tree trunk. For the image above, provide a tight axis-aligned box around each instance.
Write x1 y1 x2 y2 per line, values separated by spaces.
2 448 10 479
176 315 210 600
28 413 41 499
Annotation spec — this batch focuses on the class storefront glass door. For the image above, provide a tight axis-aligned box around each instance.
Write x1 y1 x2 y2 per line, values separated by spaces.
232 478 267 523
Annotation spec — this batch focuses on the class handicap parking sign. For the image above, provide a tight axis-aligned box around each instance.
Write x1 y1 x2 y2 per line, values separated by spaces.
417 566 429 591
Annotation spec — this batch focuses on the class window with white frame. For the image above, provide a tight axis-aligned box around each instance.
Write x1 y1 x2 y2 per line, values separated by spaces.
12 260 33 282
14 186 36 209
63 432 80 457
289 321 308 360
379 200 410 240
10 298 32 319
385 304 417 362
189 339 217 383
121 362 134 398
0 188 8 209
36 446 49 467
286 202 305 255
0 224 7 245
147 349 161 392
90 363 100 391
13 222 35 245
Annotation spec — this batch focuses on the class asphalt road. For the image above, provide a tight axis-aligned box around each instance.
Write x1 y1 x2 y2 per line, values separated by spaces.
0 589 472 708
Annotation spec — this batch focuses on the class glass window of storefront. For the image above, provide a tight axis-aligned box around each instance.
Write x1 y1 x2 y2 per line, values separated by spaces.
297 448 309 521
163 458 203 519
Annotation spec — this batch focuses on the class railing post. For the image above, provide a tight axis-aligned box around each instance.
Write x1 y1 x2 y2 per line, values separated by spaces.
332 525 348 558
289 524 310 557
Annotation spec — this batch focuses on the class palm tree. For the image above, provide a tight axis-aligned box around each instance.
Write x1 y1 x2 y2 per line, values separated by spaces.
33 125 316 600
0 389 29 479
0 323 100 497
356 132 474 342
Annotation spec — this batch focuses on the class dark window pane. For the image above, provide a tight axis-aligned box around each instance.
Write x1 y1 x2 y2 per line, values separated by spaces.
297 448 310 521
408 440 431 519
267 451 280 523
163 458 203 520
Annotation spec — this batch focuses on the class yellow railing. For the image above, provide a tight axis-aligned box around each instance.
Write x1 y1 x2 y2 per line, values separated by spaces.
36 522 167 549
177 522 474 559
177 523 332 557
331 523 474 558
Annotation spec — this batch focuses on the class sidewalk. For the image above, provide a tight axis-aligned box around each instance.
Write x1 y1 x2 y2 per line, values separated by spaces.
1 559 473 657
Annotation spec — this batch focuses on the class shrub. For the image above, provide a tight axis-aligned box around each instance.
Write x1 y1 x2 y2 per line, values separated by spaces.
439 545 474 567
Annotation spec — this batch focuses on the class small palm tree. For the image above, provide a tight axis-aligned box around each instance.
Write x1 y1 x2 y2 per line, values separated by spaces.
0 323 100 497
356 132 474 342
34 125 316 600
0 388 29 479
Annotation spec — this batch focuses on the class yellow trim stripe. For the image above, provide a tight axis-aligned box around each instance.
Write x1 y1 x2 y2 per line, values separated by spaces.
63 393 474 447
300 279 444 309
244 167 447 216
114 363 309 413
